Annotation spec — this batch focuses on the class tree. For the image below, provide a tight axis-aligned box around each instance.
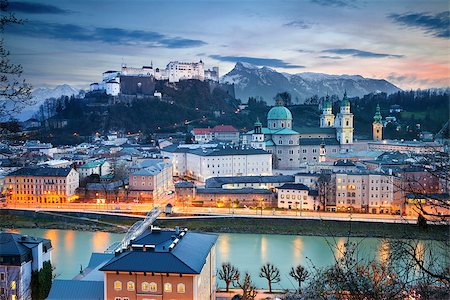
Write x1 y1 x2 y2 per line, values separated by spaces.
218 262 240 292
275 92 292 106
234 272 257 300
0 0 33 119
289 264 309 292
259 262 280 293
31 261 54 300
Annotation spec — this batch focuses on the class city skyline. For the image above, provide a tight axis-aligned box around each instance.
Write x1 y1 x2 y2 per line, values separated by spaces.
4 0 450 90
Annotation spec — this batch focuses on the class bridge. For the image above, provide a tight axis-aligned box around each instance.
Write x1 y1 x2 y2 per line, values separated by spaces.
105 206 162 253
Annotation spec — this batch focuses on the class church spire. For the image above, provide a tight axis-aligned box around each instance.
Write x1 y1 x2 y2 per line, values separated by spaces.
373 103 382 124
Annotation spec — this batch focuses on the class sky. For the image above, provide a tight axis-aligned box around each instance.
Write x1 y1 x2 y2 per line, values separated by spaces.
3 0 450 90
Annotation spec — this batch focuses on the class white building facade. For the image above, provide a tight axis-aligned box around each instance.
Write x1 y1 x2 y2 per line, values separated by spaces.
161 145 272 182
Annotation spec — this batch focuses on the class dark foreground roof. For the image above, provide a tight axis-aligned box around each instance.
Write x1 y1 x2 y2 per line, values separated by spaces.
0 232 52 265
100 229 217 274
47 280 103 300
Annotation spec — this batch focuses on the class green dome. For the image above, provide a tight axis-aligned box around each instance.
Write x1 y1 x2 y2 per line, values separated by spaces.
267 105 292 120
324 100 332 109
341 92 350 107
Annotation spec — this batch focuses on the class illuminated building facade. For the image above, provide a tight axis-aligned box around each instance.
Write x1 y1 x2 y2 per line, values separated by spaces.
5 166 79 204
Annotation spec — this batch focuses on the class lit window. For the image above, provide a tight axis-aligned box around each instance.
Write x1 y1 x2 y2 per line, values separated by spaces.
177 283 186 293
114 281 122 291
12 295 16 300
127 281 135 291
149 282 157 292
11 281 16 290
164 283 172 292
142 282 150 291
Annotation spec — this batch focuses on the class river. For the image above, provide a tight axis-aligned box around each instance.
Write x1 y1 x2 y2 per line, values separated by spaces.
8 228 433 289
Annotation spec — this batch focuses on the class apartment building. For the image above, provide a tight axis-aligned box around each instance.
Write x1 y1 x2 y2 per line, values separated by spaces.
5 166 79 204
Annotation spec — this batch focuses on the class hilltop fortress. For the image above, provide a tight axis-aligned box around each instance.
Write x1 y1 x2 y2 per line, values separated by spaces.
89 60 219 96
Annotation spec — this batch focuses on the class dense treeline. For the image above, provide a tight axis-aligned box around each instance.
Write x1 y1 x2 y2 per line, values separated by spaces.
21 88 449 145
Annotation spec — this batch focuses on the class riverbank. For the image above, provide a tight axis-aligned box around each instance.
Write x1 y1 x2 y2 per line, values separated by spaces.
1 210 448 240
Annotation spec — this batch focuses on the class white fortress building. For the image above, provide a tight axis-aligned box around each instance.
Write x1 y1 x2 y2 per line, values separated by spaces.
90 60 219 94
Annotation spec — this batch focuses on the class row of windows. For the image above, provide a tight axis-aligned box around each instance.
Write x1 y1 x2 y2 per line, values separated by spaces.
280 201 309 205
280 194 308 200
9 178 67 184
113 281 185 293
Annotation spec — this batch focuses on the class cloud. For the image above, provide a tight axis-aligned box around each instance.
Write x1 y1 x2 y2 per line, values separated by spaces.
210 55 305 68
8 1 69 14
311 0 358 8
8 21 206 48
388 11 449 39
297 49 314 53
283 20 312 29
322 48 404 58
319 55 342 59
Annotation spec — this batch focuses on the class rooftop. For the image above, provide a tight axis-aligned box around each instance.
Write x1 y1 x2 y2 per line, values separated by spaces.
205 175 294 188
196 187 273 194
100 228 217 274
7 166 73 177
47 280 103 300
278 183 310 191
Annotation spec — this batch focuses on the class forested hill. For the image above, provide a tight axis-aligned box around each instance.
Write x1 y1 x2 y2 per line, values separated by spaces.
35 80 239 137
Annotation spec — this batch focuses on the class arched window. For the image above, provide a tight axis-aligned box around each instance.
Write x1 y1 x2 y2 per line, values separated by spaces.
164 283 172 292
328 121 331 126
149 282 157 292
142 282 150 292
346 120 349 126
177 283 186 293
127 281 135 291
114 281 122 291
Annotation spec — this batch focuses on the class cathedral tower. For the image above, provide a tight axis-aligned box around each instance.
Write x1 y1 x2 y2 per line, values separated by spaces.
335 92 354 147
320 95 335 128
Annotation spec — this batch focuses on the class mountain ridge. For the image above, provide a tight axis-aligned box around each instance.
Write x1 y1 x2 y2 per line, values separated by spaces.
221 62 401 103
14 84 80 121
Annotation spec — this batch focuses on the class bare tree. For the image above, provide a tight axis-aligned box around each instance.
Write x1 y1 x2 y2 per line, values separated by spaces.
0 0 33 119
234 272 257 300
259 263 280 293
289 264 309 292
218 262 240 292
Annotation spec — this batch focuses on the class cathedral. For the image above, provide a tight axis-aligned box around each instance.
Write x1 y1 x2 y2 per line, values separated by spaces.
243 93 382 170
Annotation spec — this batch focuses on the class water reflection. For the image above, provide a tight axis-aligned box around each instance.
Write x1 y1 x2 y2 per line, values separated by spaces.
93 231 110 253
292 237 303 263
218 234 230 261
64 230 74 255
260 236 267 261
335 238 347 260
378 239 390 265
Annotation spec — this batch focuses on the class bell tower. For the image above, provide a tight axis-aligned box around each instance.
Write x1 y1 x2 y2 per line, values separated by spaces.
251 118 265 150
372 104 383 141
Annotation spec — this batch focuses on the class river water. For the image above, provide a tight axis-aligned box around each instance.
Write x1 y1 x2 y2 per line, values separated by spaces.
9 228 433 289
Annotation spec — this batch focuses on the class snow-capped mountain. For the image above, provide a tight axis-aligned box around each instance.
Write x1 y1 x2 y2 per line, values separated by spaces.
221 62 401 103
14 84 80 121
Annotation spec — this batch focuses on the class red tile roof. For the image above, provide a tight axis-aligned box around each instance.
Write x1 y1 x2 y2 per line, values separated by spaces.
192 128 212 135
212 125 238 133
